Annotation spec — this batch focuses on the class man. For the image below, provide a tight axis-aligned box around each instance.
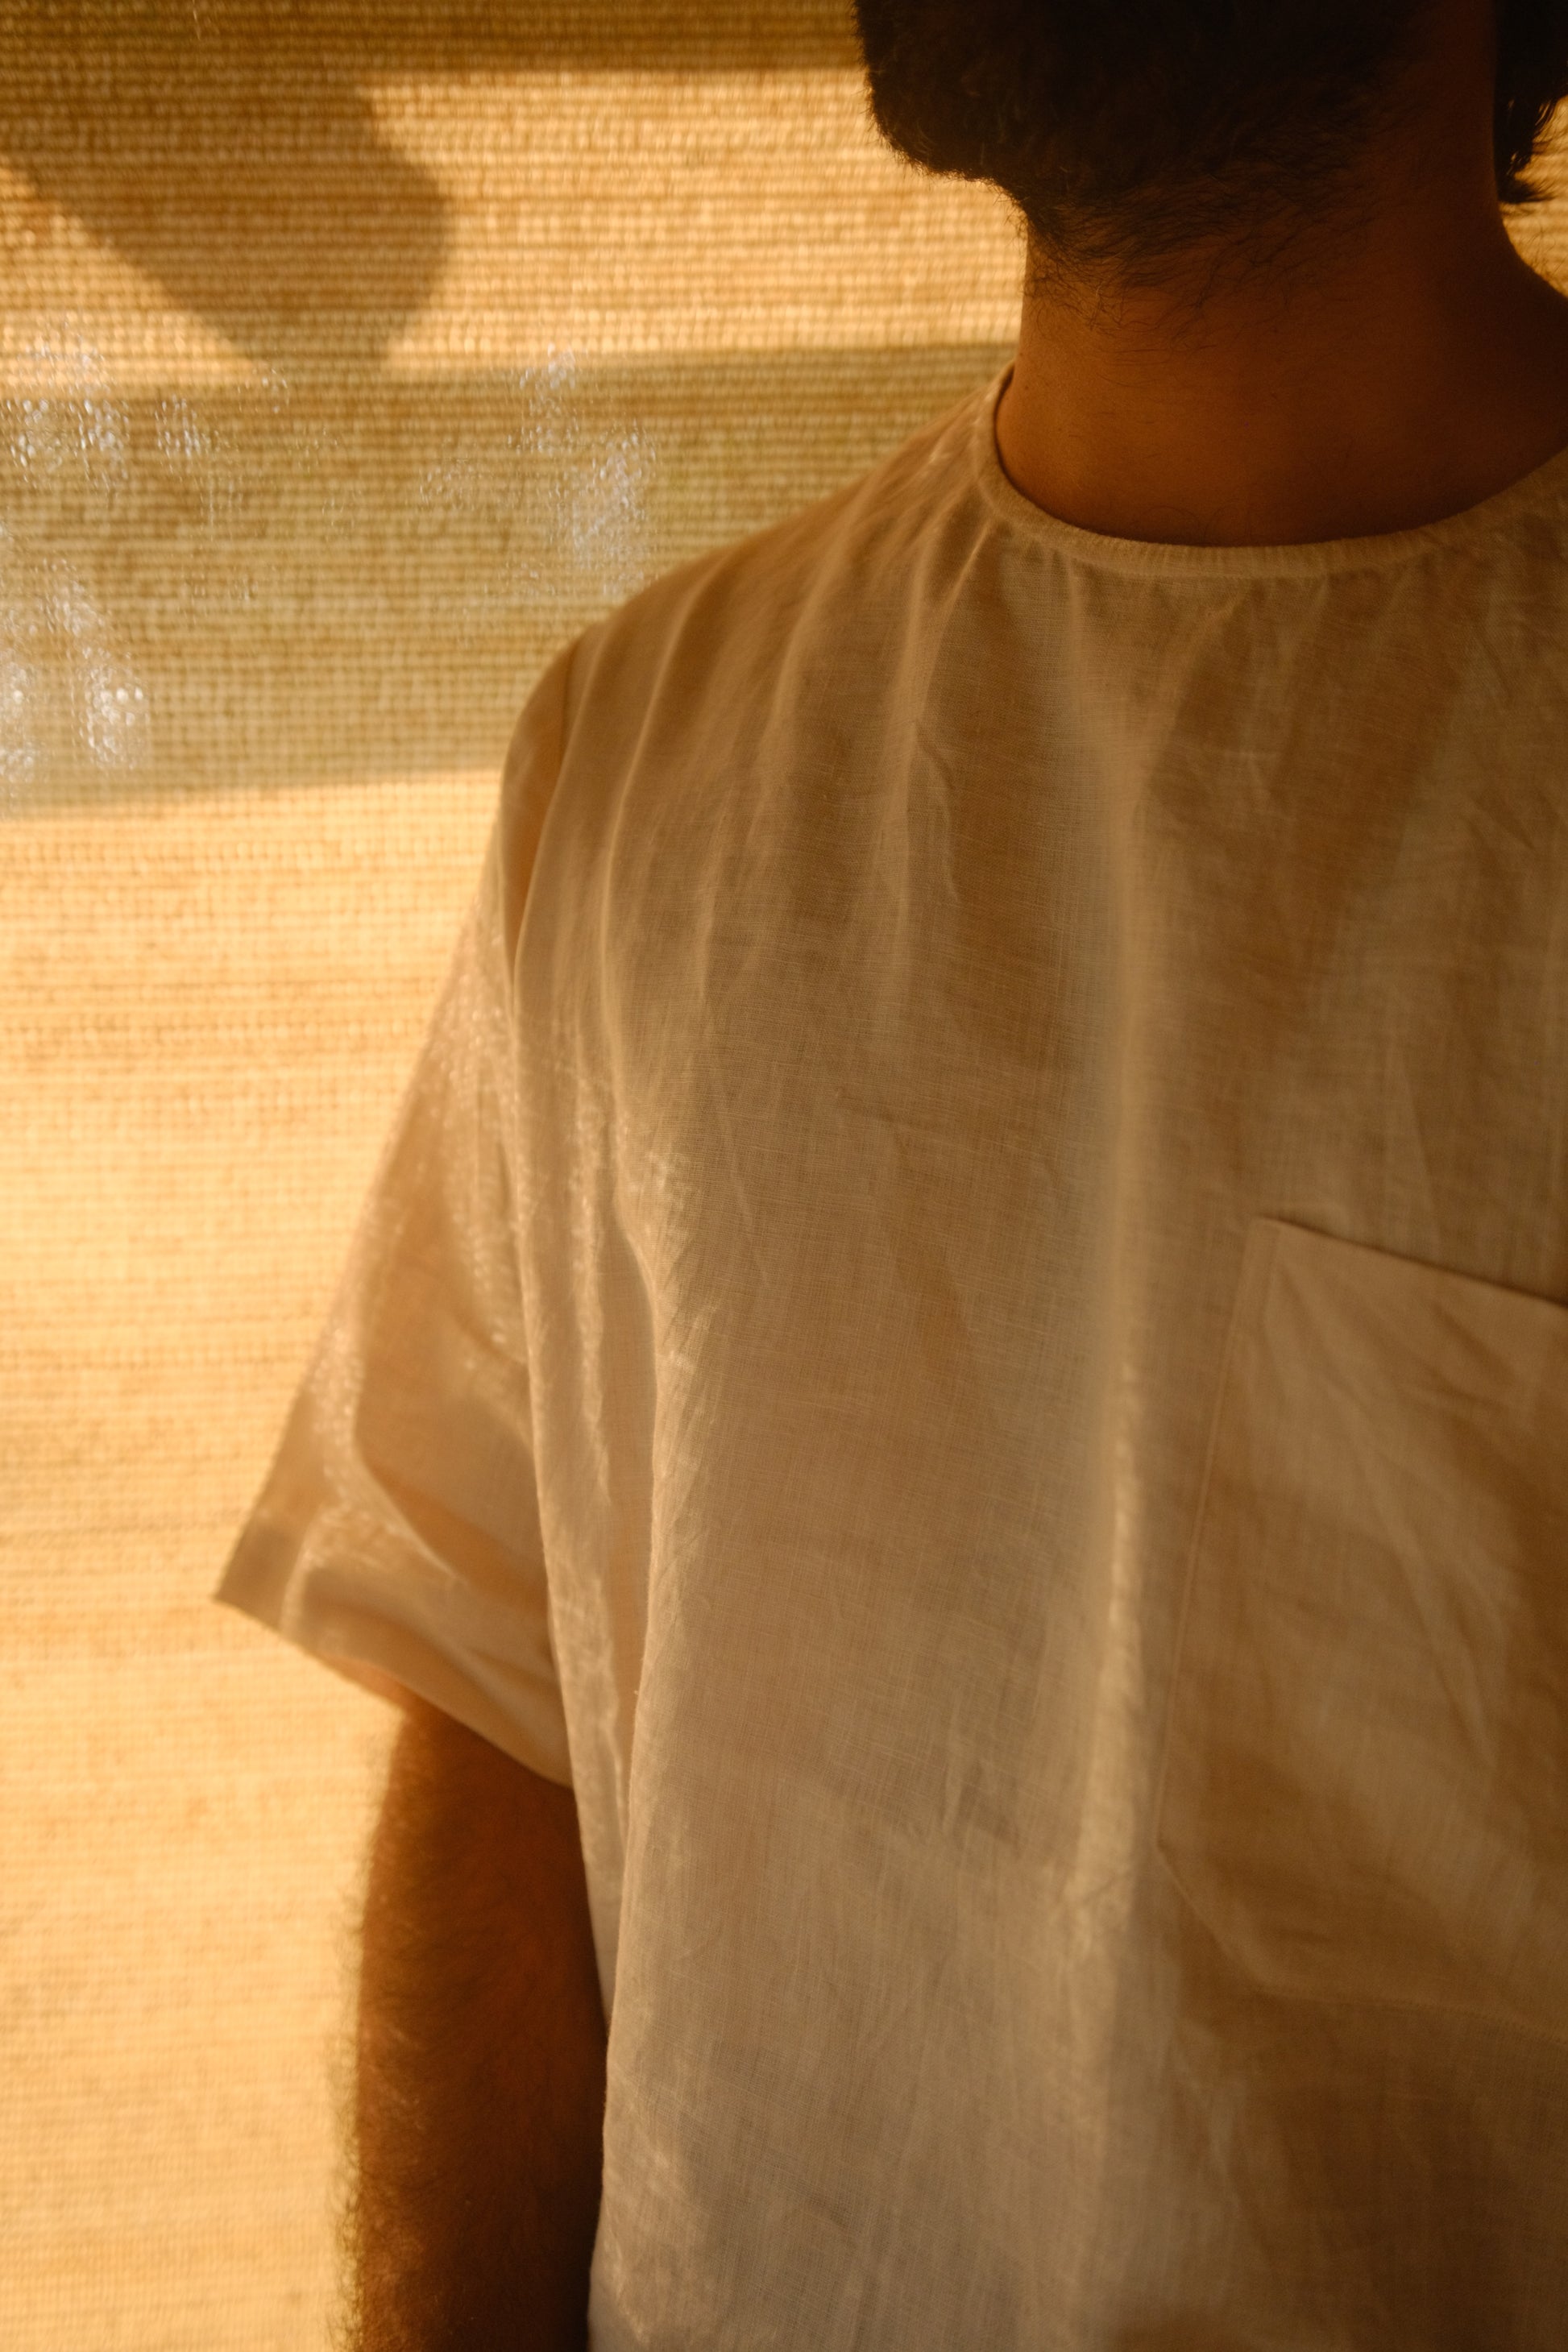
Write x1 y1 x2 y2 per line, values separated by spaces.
217 1 1568 2344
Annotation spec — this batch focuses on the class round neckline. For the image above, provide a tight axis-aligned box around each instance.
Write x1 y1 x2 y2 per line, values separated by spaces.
971 363 1568 579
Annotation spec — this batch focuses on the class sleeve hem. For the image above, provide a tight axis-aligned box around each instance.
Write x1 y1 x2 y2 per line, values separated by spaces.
213 1536 575 1790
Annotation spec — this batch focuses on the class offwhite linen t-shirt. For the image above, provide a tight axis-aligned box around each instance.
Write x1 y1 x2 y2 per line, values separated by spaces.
218 369 1568 2348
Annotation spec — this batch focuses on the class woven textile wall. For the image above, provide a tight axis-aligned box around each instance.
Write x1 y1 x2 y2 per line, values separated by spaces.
2 5 1565 2346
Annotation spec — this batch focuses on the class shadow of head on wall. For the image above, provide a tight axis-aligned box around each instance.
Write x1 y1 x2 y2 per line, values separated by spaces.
0 0 861 374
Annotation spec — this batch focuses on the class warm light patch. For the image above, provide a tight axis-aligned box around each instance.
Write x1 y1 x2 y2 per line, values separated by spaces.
365 69 1023 367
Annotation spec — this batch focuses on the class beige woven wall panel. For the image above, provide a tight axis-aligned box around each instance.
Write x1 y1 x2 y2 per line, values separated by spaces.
0 347 1014 813
3 778 493 2350
364 68 1023 365
0 71 1021 382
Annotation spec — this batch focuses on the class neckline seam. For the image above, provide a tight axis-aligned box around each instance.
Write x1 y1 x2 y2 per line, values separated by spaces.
968 366 1568 581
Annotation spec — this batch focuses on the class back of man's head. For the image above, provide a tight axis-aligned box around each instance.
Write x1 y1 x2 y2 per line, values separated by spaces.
855 0 1568 297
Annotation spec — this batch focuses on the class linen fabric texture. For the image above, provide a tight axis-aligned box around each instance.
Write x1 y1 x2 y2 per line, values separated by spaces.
217 372 1568 2349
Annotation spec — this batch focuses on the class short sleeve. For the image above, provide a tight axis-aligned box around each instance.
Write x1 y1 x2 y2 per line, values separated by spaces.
213 646 576 1784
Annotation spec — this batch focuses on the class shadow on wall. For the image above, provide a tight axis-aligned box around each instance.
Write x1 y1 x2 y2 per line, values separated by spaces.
0 0 861 371
0 0 1012 811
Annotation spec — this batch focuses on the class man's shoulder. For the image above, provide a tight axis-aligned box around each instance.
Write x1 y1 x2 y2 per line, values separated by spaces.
561 379 996 738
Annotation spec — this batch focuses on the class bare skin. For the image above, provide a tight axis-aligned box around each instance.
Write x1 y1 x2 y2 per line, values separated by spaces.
346 1685 606 2352
996 0 1568 546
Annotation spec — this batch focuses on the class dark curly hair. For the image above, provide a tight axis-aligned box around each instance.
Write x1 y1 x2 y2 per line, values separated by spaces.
1495 0 1568 203
857 0 1568 295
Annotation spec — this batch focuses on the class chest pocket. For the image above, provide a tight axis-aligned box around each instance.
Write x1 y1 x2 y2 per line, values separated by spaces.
1155 1217 1568 2044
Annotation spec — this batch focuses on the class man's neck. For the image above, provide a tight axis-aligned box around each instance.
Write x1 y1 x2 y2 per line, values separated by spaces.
995 23 1568 548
